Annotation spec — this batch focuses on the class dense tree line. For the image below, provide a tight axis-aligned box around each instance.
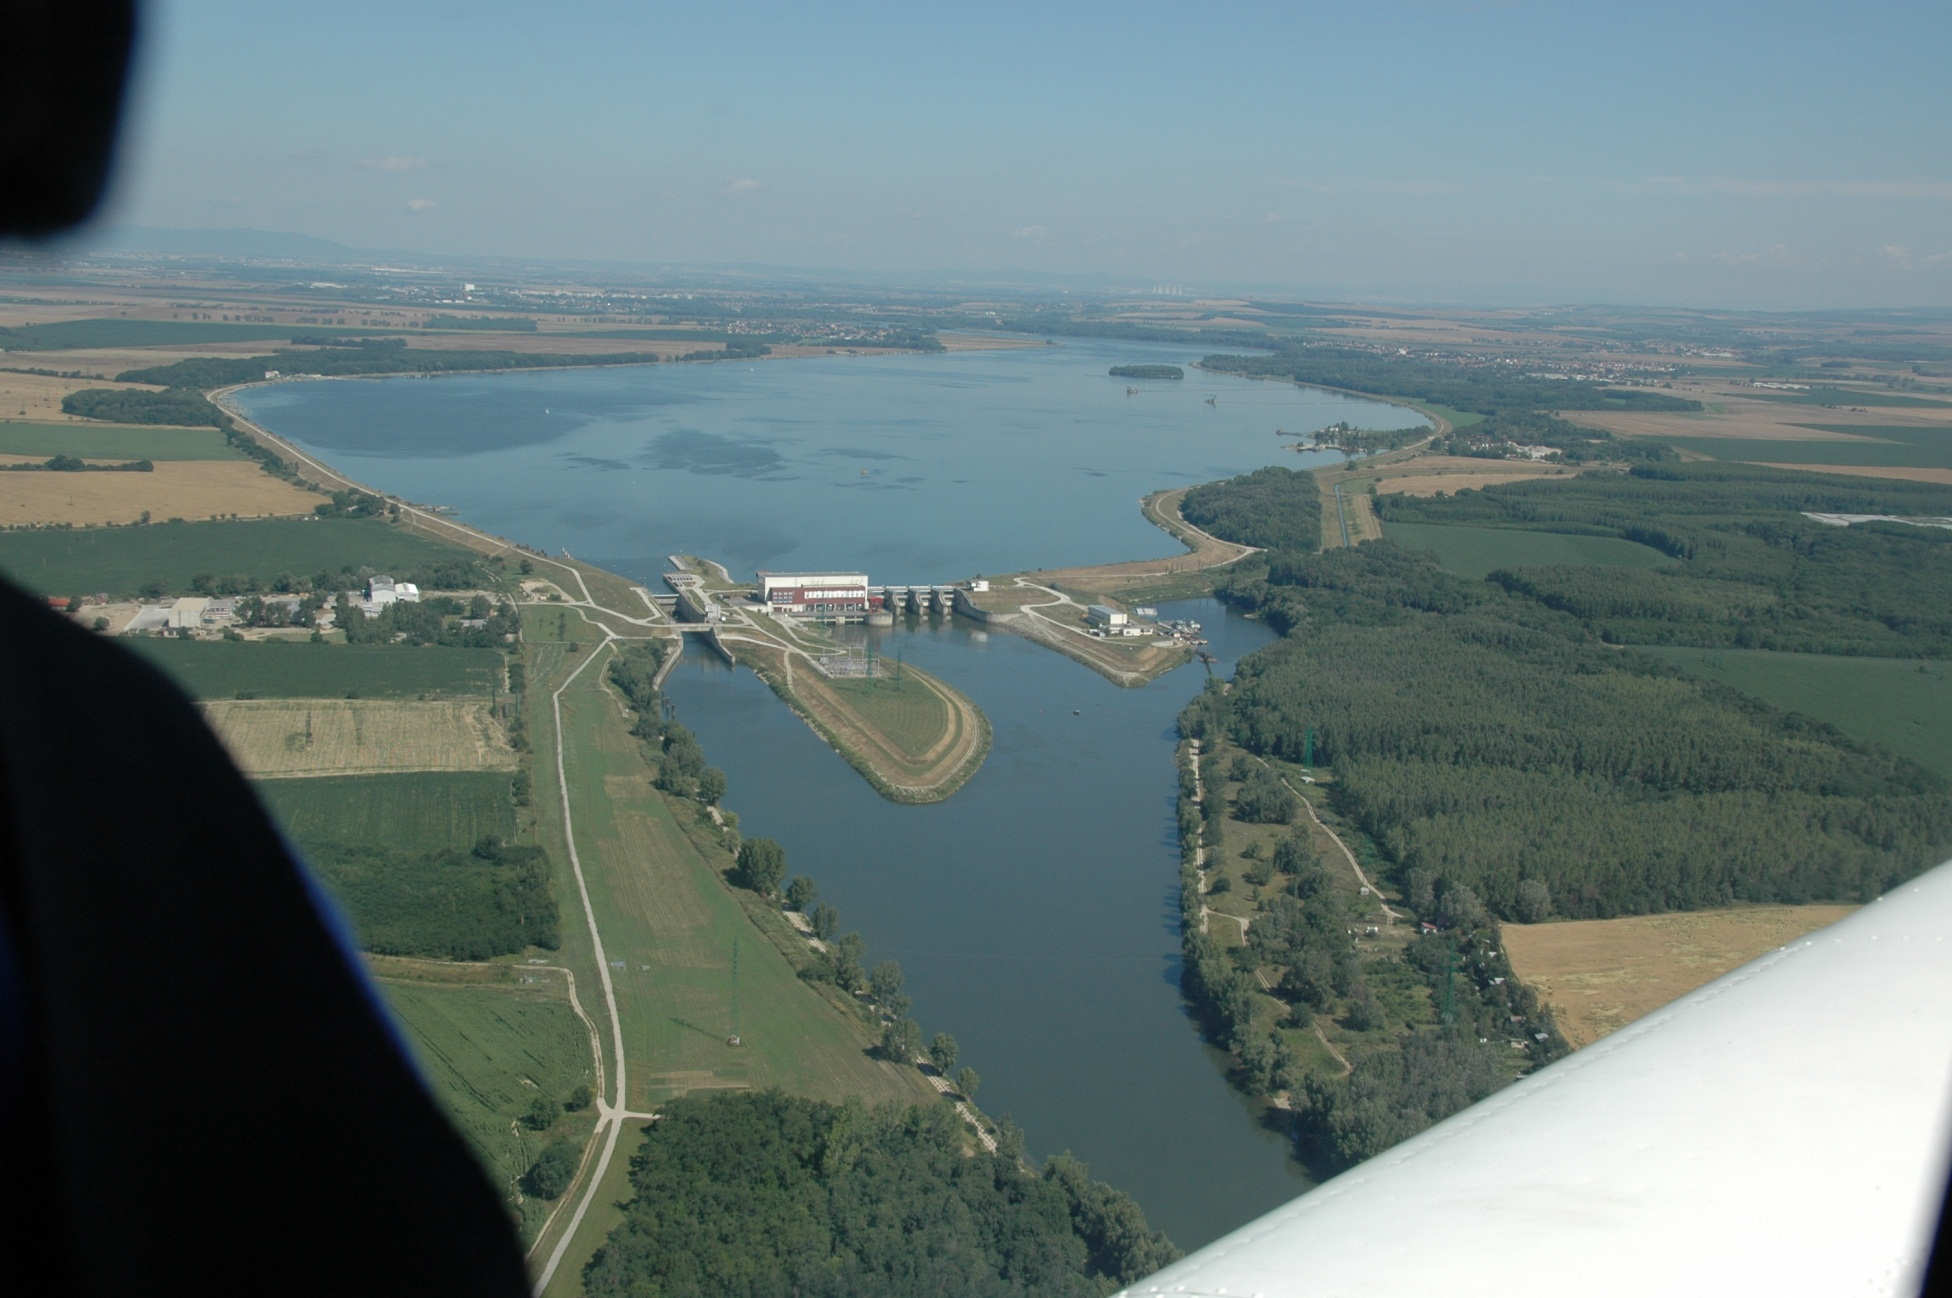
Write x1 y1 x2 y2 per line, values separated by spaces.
306 834 559 959
1179 465 1323 552
1296 1029 1504 1171
1 455 152 472
1436 409 1675 463
583 1090 1177 1298
1199 344 1702 414
1108 365 1183 379
337 592 519 649
112 346 659 388
61 386 223 426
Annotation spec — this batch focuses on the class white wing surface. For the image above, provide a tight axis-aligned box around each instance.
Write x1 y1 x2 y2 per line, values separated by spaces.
1122 860 1952 1298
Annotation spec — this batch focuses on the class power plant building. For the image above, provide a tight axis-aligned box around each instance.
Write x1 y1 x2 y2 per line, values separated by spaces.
757 570 875 619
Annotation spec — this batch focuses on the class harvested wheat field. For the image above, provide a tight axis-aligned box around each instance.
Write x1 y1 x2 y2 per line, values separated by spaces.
0 461 321 526
0 372 163 421
1504 904 1856 1047
199 699 518 777
1370 456 1581 496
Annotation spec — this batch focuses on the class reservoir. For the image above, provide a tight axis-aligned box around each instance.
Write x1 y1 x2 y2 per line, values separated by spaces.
236 337 1420 1246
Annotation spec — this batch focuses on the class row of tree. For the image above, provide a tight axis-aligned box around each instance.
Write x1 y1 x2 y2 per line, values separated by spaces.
1199 344 1702 414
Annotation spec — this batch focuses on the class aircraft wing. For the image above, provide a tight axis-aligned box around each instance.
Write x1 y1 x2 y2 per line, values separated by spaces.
1121 860 1952 1298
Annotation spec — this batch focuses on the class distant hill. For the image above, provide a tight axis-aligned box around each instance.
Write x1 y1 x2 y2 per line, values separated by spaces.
95 226 359 261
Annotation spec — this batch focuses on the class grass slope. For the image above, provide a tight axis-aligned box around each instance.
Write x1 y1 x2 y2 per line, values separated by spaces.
1383 521 1674 580
1632 646 1952 779
255 771 517 853
131 638 503 699
822 672 953 760
0 421 239 460
0 516 475 597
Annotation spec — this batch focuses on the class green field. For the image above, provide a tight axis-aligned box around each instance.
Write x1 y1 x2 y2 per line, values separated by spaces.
1661 425 1952 470
1383 521 1675 580
378 976 596 1238
0 516 480 597
1632 646 1952 778
524 619 933 1114
824 672 951 757
129 637 503 699
256 772 517 853
1748 387 1952 409
0 319 402 350
1412 401 1485 430
0 420 240 460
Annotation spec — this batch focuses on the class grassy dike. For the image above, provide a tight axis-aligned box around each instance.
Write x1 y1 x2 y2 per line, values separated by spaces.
517 609 944 1294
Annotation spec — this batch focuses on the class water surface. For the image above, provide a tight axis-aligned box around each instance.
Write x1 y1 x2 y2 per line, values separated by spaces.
238 339 1419 1245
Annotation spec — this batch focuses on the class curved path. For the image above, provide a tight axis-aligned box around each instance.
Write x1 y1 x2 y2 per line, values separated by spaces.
531 634 632 1294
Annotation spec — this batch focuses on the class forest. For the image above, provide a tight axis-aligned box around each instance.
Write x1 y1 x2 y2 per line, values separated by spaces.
582 1090 1177 1298
1179 465 1322 551
1108 364 1183 379
1379 463 1952 656
1199 344 1702 414
61 386 224 426
305 835 559 959
1214 609 1950 916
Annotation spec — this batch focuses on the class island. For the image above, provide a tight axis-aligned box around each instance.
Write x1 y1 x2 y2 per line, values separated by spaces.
1110 364 1183 380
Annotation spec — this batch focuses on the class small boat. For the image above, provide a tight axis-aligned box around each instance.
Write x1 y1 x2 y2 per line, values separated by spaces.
1204 395 1217 407
1072 708 1081 716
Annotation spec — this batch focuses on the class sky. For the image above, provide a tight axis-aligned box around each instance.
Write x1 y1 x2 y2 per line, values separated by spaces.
107 0 1952 308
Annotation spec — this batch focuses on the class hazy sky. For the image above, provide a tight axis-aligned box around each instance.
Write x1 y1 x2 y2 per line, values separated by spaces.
111 0 1952 307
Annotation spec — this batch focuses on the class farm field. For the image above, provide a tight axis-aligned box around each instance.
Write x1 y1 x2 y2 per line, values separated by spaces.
0 516 480 597
1503 904 1857 1047
1659 424 1952 472
1632 646 1952 778
0 460 320 527
523 622 934 1116
0 318 403 350
376 972 596 1239
255 771 517 853
200 698 517 777
1382 521 1675 580
131 638 503 699
0 366 197 422
1368 454 1581 497
0 420 239 460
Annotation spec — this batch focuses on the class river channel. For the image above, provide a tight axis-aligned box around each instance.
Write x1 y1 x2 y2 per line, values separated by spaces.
236 337 1420 1246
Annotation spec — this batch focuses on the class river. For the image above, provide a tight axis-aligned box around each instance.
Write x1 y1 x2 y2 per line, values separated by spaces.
234 337 1419 1246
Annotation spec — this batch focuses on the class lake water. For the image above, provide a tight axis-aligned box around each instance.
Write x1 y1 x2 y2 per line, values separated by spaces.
235 338 1418 1246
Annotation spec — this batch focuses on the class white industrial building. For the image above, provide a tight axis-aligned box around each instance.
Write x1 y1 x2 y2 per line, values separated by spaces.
756 571 873 619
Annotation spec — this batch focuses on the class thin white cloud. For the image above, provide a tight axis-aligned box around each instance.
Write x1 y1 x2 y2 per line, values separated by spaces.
1628 176 1952 199
1708 243 1793 267
1011 224 1050 243
725 177 762 195
363 155 428 173
405 197 437 213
